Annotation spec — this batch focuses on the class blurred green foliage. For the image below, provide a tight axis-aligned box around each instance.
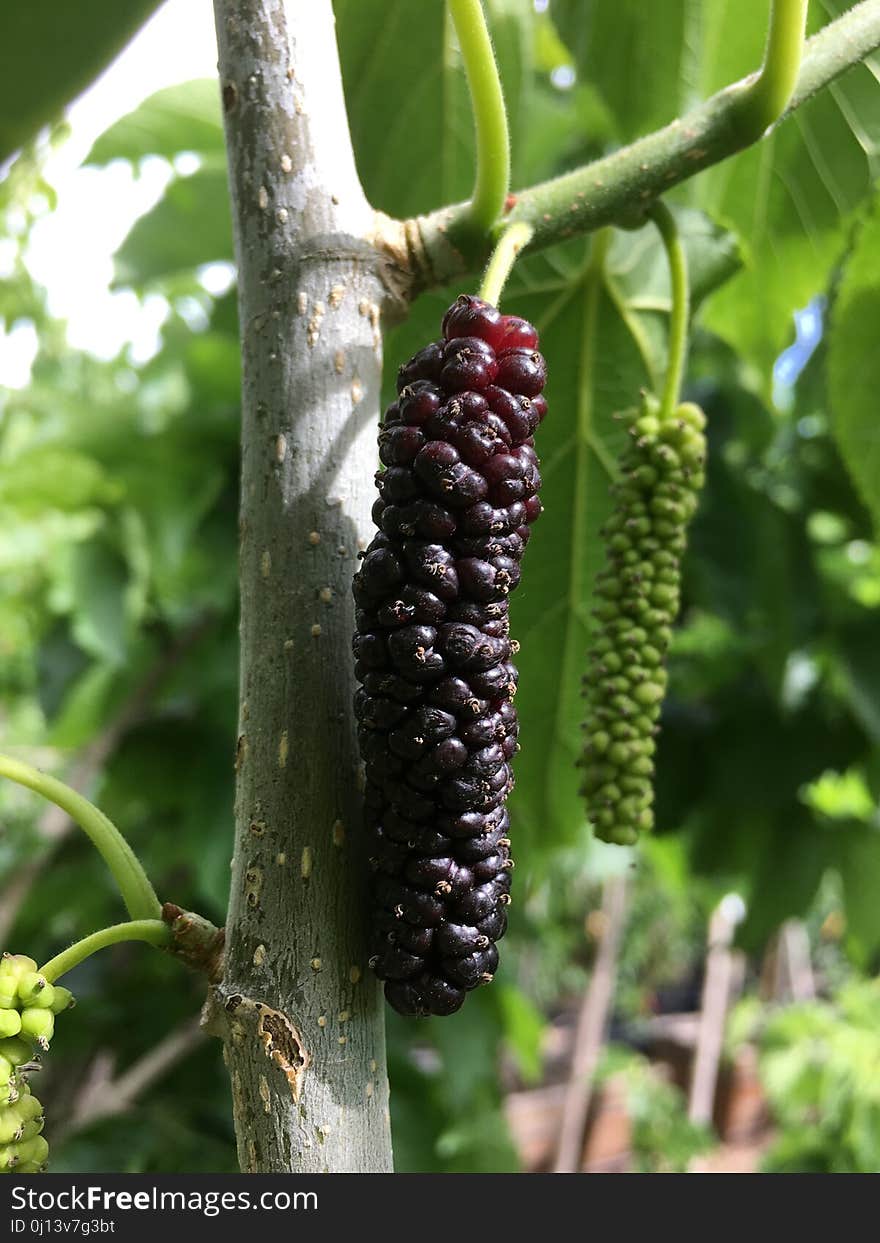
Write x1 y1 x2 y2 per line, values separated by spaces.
0 1 163 166
732 979 880 1173
1 0 880 1174
596 1047 713 1173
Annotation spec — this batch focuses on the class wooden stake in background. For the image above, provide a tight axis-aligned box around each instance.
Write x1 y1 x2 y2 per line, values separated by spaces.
554 874 629 1174
688 893 746 1126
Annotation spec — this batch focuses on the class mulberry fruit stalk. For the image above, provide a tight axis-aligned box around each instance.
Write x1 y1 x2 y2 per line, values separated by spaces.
352 295 547 1016
0 952 74 1173
580 394 707 845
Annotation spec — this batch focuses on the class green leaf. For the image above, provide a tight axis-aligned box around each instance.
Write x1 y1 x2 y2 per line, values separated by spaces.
99 718 236 917
827 198 880 532
738 810 830 952
50 539 131 666
334 0 537 217
668 677 864 949
119 442 231 620
839 825 880 966
334 0 463 216
184 332 242 411
836 622 880 745
515 82 616 187
0 0 163 165
613 206 743 310
549 0 880 384
0 446 117 513
694 3 880 379
49 662 123 750
86 81 224 166
607 207 743 385
551 0 695 142
0 511 101 578
498 239 645 851
508 216 739 850
496 985 545 1082
120 506 153 636
113 165 233 288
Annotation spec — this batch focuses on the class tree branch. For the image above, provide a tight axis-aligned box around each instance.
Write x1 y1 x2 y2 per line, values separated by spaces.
398 0 880 292
448 0 510 237
213 0 393 1174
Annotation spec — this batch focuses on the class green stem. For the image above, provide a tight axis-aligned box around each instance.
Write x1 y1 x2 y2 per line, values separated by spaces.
0 754 162 922
478 221 534 305
735 0 809 142
448 0 510 237
39 920 171 983
647 202 689 419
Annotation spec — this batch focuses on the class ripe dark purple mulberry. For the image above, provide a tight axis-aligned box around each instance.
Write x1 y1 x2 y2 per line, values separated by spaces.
352 295 547 1016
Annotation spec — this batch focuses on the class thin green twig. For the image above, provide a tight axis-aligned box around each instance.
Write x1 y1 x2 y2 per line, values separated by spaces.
647 202 689 419
478 221 534 305
0 754 162 922
448 0 510 236
735 0 809 141
39 920 171 983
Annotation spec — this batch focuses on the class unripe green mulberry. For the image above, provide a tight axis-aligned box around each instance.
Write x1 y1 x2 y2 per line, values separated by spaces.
0 1132 48 1173
0 956 37 979
0 1037 34 1068
0 1011 21 1038
0 1092 42 1144
49 988 74 1016
0 1080 47 1172
0 1107 21 1145
0 957 36 1010
19 1010 53 1049
19 1134 49 1170
16 974 54 1010
0 950 76 1172
580 395 706 844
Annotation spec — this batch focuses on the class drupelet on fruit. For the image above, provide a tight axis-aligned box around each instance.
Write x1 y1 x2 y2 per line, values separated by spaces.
352 294 547 1016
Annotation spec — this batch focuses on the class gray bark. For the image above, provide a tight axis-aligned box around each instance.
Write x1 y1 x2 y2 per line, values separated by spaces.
212 0 393 1173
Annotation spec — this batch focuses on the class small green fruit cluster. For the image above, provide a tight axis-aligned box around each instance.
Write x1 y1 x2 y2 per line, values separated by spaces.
0 954 73 1049
0 1067 48 1174
0 954 75 1174
580 396 706 845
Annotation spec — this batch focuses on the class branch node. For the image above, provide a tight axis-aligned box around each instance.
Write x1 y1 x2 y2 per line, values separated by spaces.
162 903 225 983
